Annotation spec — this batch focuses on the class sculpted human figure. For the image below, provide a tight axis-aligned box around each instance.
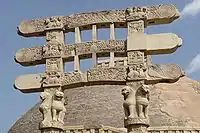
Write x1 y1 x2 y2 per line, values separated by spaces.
121 86 137 119
136 84 150 118
39 91 52 126
51 90 66 124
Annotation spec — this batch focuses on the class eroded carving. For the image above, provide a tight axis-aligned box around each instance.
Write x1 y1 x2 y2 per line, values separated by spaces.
46 58 61 72
62 71 87 86
136 84 150 118
45 17 64 30
18 4 180 37
128 63 147 80
15 47 43 66
126 6 147 21
128 20 145 33
127 51 144 65
121 86 137 119
52 90 66 124
39 91 53 126
147 64 183 81
88 67 127 82
42 71 61 87
121 85 150 120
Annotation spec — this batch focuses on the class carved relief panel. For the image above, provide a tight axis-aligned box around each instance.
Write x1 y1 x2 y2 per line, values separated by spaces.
127 51 144 65
128 20 145 34
126 7 147 21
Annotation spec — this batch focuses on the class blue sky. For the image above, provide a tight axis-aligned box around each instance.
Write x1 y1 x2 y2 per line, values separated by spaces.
1 0 200 132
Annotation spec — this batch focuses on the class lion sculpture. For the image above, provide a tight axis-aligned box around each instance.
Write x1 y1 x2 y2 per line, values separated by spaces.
51 90 66 124
39 91 52 126
121 85 150 119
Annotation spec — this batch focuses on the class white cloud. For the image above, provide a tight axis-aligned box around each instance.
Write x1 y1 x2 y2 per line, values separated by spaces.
186 53 200 74
181 0 200 16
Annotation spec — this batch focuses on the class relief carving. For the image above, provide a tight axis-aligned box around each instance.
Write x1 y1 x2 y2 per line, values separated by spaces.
46 58 60 72
15 47 43 65
39 90 66 128
121 86 137 119
121 85 150 119
128 20 145 33
62 71 87 86
128 63 147 80
126 6 147 21
136 84 150 118
147 64 184 81
39 91 53 126
75 40 125 55
45 17 64 30
43 32 63 58
88 67 127 82
52 90 66 124
42 72 61 87
127 51 144 65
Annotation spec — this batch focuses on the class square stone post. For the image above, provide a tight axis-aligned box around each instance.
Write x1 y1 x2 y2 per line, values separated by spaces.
39 17 66 133
124 7 150 133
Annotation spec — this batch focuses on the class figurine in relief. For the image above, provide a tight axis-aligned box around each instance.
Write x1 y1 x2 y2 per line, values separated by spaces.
39 91 53 125
121 86 137 119
45 17 63 29
52 90 66 124
136 84 150 118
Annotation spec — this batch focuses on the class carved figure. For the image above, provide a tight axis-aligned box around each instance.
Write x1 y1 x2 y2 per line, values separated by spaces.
121 85 150 119
42 71 61 85
43 44 62 57
136 84 150 118
121 86 136 119
128 64 146 80
39 91 52 125
126 6 147 20
51 90 66 124
45 17 63 29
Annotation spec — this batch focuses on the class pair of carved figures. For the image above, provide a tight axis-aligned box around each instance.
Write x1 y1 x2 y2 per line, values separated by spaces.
39 90 66 126
121 85 150 119
128 63 147 80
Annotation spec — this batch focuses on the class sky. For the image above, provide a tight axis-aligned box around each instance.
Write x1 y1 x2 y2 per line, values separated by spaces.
1 0 200 132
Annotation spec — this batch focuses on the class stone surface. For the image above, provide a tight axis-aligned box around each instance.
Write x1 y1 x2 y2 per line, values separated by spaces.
14 64 183 93
127 33 182 52
9 77 200 133
18 4 180 37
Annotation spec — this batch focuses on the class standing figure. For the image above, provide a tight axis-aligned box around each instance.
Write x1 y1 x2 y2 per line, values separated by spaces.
39 91 53 126
121 86 137 119
51 90 66 124
136 84 150 118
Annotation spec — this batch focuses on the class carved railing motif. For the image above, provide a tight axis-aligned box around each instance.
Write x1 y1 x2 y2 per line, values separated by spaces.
64 126 200 133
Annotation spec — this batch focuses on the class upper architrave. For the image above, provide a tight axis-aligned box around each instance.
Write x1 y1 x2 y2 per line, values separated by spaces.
18 4 180 37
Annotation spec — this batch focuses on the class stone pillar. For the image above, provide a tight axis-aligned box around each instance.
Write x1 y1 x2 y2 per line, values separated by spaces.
124 7 150 133
109 23 115 67
39 17 66 133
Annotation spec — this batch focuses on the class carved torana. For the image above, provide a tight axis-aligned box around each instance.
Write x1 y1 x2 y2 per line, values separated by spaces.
14 4 183 133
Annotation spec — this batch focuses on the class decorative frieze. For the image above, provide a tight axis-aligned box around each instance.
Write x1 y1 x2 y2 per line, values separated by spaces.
45 17 64 30
126 7 147 21
18 4 180 37
127 51 144 65
62 71 87 86
88 67 127 82
127 63 147 80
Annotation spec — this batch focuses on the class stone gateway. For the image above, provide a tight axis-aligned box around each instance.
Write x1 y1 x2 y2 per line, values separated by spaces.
10 3 197 133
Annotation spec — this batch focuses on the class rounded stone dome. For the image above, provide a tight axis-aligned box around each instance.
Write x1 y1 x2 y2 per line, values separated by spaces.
8 76 200 133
